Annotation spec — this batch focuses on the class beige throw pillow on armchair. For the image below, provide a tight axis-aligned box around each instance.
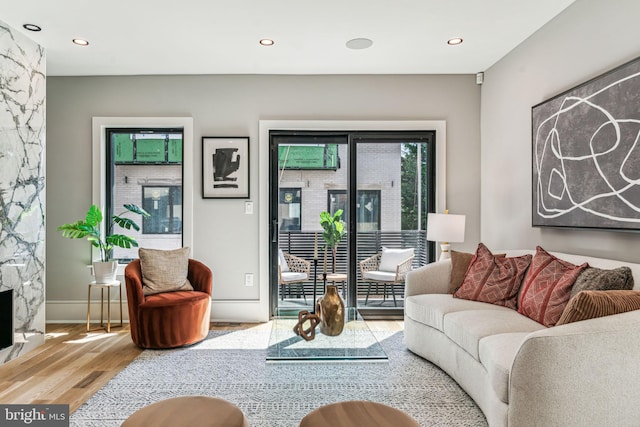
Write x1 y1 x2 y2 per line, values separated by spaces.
139 247 194 296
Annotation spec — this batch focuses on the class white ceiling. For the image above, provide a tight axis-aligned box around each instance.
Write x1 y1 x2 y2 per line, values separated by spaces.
1 0 576 77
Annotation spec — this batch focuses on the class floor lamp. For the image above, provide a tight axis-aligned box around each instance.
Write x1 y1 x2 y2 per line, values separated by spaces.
426 212 466 261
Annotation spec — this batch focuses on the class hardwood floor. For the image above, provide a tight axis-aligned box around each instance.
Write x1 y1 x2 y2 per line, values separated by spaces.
0 324 141 413
0 320 403 414
0 323 243 413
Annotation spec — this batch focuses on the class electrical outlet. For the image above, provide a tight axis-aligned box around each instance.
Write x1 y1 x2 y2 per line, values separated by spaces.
245 201 254 214
244 273 254 287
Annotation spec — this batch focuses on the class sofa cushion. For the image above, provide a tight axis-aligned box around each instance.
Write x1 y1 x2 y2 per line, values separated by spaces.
454 243 532 309
478 333 532 404
570 266 634 299
443 310 545 360
556 290 640 325
139 247 194 296
518 246 588 327
405 294 509 332
379 247 414 272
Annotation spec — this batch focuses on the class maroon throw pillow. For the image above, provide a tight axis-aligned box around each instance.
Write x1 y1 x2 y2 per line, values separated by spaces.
453 243 532 309
518 246 588 327
449 249 506 294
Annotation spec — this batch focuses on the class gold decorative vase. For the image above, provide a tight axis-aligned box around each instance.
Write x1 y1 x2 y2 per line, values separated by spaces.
316 285 345 336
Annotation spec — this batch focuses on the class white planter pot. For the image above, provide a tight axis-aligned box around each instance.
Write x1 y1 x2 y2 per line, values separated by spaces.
93 260 118 283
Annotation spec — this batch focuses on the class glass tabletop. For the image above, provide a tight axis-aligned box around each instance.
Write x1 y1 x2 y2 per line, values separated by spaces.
266 307 388 362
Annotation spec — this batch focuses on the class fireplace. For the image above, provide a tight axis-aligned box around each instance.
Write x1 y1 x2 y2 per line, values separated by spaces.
0 289 13 350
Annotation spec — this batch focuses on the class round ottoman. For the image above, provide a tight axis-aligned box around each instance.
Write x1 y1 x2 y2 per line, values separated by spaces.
121 396 249 427
298 400 420 427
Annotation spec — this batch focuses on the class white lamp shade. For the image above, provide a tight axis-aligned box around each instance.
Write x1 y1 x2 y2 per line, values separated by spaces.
426 213 466 243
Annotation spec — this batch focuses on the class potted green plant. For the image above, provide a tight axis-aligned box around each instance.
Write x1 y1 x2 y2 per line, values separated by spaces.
57 204 150 282
320 209 346 274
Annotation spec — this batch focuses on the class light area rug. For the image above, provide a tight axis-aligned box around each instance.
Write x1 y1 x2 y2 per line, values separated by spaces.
71 324 487 426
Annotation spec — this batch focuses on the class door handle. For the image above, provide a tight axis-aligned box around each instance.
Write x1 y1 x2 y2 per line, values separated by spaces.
272 220 278 243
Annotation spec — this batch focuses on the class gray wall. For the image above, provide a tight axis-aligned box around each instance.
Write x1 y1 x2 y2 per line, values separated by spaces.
481 0 640 262
46 74 481 321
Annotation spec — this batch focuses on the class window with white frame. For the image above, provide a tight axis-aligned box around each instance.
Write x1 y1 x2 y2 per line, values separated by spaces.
106 128 184 261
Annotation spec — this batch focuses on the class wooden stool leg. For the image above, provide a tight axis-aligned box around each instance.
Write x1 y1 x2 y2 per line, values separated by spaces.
100 288 104 327
107 286 111 333
119 282 123 327
86 285 91 332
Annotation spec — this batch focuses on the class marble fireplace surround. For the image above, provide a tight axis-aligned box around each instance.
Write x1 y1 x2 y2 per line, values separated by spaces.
0 21 46 364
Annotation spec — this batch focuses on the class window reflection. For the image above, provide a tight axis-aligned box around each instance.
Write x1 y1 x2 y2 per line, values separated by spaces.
143 186 182 234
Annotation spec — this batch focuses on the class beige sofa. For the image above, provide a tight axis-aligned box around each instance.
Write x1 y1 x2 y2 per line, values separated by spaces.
404 250 640 427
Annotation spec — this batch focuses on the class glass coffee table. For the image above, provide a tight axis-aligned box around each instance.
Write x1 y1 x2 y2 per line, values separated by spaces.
266 307 388 362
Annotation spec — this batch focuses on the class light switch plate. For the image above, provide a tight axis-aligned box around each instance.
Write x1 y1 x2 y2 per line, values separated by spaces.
244 273 254 287
245 201 254 214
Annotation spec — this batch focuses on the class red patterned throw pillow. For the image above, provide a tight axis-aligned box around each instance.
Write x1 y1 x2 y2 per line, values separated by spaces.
518 246 588 327
453 243 532 309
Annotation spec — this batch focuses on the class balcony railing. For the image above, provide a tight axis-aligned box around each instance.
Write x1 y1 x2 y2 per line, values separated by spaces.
279 230 428 274
278 230 431 306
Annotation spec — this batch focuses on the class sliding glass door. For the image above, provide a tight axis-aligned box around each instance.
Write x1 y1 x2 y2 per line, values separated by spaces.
269 130 435 317
270 132 348 315
354 135 434 315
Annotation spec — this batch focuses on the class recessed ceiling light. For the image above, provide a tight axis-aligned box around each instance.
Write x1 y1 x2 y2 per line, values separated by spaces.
72 38 90 46
346 38 373 50
22 24 42 32
447 38 463 46
259 39 274 46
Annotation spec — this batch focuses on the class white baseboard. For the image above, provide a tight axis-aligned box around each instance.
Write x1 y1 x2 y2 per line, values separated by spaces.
210 300 268 323
46 300 268 324
46 300 129 324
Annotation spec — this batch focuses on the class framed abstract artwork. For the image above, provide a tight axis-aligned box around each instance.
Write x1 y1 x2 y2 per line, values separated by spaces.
532 56 640 231
202 136 250 199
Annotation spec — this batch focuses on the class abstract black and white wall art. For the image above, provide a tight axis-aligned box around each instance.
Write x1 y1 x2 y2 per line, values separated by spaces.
202 137 250 198
532 56 640 231
0 21 46 364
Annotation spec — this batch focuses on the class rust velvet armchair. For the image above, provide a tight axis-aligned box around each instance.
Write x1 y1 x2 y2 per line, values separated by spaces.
124 258 212 349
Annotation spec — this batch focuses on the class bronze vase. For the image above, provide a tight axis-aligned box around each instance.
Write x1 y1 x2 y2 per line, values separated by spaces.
316 284 345 336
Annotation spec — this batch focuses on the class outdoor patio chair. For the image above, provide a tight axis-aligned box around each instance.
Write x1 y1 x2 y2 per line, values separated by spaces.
278 249 311 303
359 247 414 307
